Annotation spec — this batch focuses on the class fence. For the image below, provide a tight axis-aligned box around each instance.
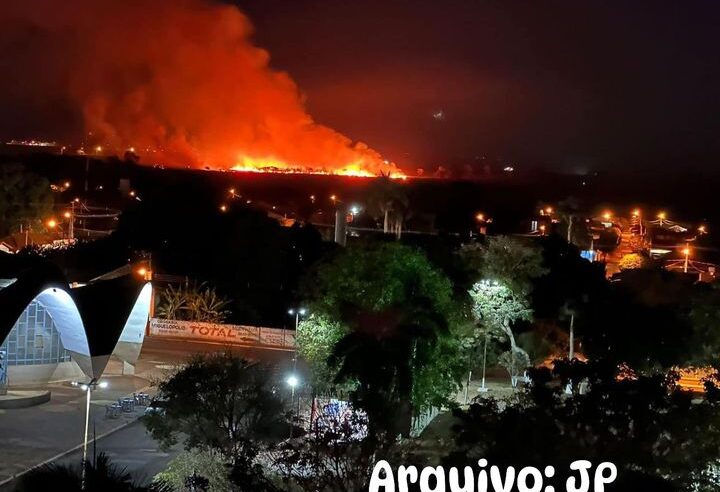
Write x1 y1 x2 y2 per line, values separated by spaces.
148 318 295 349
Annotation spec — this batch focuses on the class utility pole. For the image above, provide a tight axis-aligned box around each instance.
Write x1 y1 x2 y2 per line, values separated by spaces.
568 313 575 360
68 200 75 240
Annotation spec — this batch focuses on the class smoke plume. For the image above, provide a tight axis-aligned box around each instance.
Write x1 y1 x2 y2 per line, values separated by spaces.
1 0 401 176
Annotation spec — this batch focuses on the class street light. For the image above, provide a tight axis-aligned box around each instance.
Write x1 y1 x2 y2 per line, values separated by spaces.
602 211 612 221
286 374 300 438
72 379 108 490
683 246 691 273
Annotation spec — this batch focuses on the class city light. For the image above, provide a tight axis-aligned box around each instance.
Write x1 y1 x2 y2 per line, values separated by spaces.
219 204 227 212
545 207 553 214
63 211 71 219
476 213 485 221
46 218 57 228
137 267 148 277
683 247 691 256
657 211 667 220
602 211 612 221
286 375 299 388
64 181 71 188
350 205 361 215
632 209 641 217
330 194 337 202
699 225 707 234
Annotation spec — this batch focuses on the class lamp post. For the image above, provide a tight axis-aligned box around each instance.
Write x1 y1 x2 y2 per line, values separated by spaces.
73 379 108 490
287 308 307 435
683 246 691 273
286 374 300 438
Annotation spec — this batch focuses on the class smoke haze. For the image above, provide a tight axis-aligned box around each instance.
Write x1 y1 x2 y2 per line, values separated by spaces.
0 0 399 175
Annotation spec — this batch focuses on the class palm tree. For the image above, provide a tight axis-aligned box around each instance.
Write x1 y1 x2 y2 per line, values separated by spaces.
366 175 409 238
156 284 186 320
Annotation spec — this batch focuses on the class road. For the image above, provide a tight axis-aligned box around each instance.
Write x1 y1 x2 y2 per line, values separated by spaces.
0 338 297 489
55 420 182 486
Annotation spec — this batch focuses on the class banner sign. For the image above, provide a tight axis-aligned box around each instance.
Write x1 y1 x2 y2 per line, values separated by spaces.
149 318 295 349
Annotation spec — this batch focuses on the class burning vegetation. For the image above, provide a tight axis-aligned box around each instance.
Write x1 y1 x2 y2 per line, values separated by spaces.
0 0 404 178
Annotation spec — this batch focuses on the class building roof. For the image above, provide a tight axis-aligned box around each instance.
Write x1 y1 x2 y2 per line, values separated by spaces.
0 252 151 379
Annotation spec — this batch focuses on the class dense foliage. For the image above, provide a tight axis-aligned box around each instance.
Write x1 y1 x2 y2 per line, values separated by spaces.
0 163 53 236
446 361 720 491
300 241 472 442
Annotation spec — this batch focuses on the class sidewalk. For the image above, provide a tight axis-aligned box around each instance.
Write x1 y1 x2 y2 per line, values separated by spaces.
0 375 151 484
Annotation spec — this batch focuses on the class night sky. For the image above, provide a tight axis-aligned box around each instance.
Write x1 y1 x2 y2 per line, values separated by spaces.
238 0 720 172
2 0 720 174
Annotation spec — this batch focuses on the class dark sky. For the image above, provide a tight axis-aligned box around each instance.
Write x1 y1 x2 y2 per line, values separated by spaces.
236 0 720 172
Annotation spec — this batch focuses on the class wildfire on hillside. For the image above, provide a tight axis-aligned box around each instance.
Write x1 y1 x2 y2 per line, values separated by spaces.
1 0 405 179
230 156 406 179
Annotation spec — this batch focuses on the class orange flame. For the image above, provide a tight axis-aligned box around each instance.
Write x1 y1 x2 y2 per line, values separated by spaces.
231 156 406 179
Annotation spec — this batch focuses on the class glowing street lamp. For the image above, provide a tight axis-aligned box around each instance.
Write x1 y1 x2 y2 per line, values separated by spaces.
475 213 485 222
657 211 667 226
602 211 612 221
698 225 707 234
286 375 299 389
46 218 58 229
72 379 108 489
219 204 227 212
683 246 691 273
539 224 546 235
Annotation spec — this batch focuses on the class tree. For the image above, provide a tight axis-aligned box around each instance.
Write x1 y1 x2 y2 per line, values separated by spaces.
462 236 546 386
301 241 471 443
0 163 54 237
469 280 533 386
156 282 231 323
15 453 171 492
144 353 289 488
445 361 720 491
154 450 232 492
461 235 546 297
275 407 375 491
365 176 409 238
295 314 347 393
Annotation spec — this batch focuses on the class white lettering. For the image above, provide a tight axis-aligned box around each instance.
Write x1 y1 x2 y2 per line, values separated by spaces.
449 466 474 492
516 467 542 492
477 460 488 492
566 460 592 492
370 461 395 492
490 466 515 492
398 465 418 492
420 466 445 492
594 463 617 492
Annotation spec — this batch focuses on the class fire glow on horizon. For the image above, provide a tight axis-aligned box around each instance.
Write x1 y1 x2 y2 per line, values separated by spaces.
230 156 407 179
1 0 406 179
